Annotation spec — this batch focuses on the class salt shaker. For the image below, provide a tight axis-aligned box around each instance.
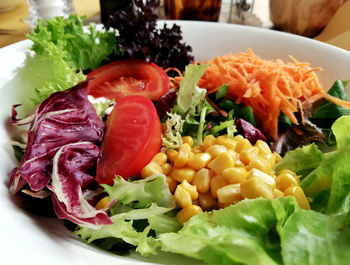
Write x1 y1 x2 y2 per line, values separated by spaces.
27 0 75 29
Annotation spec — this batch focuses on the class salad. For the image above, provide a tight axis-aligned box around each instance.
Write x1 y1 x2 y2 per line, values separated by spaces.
6 1 350 265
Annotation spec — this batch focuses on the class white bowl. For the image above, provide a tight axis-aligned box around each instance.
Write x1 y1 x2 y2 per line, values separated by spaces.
0 21 350 265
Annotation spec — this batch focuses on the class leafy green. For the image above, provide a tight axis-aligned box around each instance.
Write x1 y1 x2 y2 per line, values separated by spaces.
28 15 118 71
311 80 350 121
276 115 350 215
311 80 350 145
301 115 350 214
24 15 118 105
205 111 236 138
215 84 230 100
101 174 175 209
24 45 85 105
236 106 256 127
177 64 209 115
159 197 350 265
89 97 114 120
161 112 184 149
76 174 179 256
274 143 323 177
280 208 350 265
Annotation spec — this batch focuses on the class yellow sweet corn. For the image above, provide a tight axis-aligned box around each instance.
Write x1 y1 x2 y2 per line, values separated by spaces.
174 185 192 208
176 205 203 224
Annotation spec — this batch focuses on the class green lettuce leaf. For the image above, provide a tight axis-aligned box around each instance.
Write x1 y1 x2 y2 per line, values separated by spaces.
161 112 184 149
28 15 118 71
159 197 350 265
275 115 350 215
274 143 323 177
101 174 175 209
75 174 179 256
23 15 118 105
177 64 209 115
280 209 350 265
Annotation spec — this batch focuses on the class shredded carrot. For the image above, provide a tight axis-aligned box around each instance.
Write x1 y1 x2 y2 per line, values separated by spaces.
197 49 349 141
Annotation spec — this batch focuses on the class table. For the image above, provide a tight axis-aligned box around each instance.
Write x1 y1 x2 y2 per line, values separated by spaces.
0 0 100 48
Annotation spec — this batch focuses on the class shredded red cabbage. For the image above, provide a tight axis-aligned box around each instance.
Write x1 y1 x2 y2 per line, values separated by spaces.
236 118 267 145
9 82 104 194
8 82 112 228
50 142 113 228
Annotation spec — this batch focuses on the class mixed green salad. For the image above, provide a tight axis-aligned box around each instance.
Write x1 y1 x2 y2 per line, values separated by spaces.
7 1 350 265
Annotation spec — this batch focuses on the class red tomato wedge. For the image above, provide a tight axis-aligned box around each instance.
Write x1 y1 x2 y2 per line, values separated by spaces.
87 60 170 101
96 95 162 185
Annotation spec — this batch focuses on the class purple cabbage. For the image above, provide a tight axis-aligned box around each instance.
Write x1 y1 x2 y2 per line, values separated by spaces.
154 90 177 118
9 82 104 194
236 118 267 145
50 142 113 228
9 82 112 228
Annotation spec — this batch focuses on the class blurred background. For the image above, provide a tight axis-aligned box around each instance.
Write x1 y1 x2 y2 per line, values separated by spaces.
0 0 349 50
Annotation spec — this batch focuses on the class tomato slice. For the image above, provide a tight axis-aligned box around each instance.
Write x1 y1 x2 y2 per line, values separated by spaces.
96 95 162 185
87 60 169 101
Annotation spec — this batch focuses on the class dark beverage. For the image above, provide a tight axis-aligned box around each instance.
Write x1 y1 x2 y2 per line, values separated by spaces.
164 0 222 21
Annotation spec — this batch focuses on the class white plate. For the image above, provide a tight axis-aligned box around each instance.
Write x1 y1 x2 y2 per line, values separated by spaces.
1 21 350 265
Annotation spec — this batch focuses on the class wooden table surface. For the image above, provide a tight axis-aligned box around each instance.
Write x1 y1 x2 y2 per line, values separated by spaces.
0 0 100 48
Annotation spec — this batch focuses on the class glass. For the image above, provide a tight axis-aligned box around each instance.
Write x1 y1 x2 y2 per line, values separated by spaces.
26 0 75 29
164 0 222 21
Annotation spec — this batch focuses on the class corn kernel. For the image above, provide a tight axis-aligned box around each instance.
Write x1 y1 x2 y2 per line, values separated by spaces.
273 189 284 198
227 149 239 160
215 135 237 150
222 167 248 184
210 175 229 198
192 146 204 153
284 186 310 210
234 137 252 153
176 205 203 224
95 196 110 211
209 169 216 178
203 135 216 149
265 153 277 167
151 152 168 165
217 184 242 204
206 144 227 157
240 147 259 165
140 162 163 178
187 152 212 170
207 152 235 174
279 170 300 181
255 140 272 156
248 157 273 175
192 168 211 193
174 143 191 168
170 167 196 183
161 163 172 175
198 192 217 211
217 202 230 209
276 171 300 192
182 136 194 147
167 149 178 163
240 177 274 199
246 168 276 189
166 176 178 193
174 185 192 208
180 180 199 200
234 159 245 167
